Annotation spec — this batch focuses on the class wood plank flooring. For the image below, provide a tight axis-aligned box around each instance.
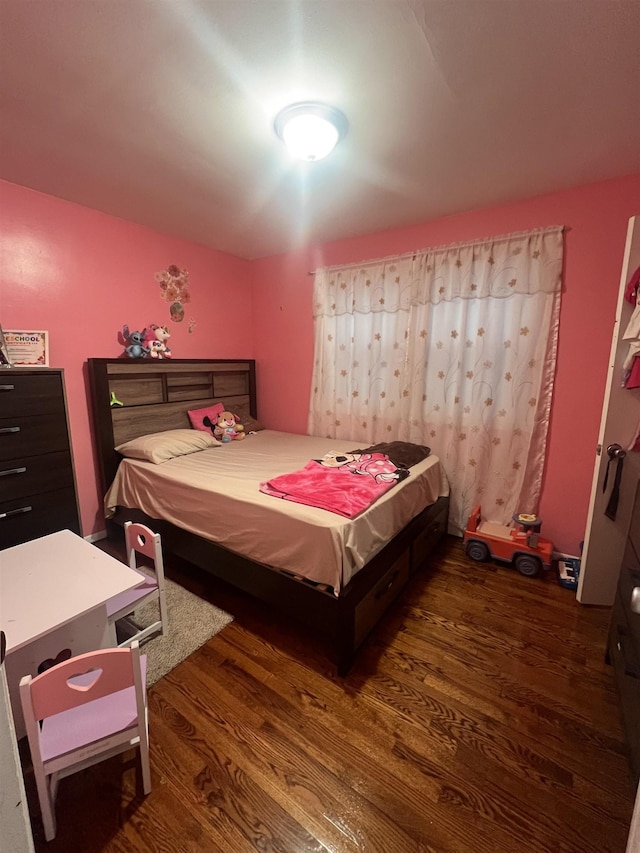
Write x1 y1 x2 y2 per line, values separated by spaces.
21 536 636 852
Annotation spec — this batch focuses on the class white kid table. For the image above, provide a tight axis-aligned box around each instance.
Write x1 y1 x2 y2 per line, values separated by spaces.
0 529 143 738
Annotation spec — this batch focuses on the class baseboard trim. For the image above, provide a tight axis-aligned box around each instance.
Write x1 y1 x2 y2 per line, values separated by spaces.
85 530 108 543
552 550 580 563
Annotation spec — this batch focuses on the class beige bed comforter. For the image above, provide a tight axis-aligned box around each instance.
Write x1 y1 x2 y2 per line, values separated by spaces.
105 430 448 593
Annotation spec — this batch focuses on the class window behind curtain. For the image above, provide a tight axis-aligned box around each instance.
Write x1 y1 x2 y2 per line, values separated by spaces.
309 227 563 534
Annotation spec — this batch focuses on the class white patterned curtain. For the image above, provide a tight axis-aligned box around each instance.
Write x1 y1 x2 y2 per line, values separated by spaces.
308 227 563 535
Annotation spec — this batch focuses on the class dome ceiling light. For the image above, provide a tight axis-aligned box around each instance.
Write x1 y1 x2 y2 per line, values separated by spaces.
274 102 348 162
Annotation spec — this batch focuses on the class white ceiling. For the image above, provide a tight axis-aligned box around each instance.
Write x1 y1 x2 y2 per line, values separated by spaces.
1 1 639 260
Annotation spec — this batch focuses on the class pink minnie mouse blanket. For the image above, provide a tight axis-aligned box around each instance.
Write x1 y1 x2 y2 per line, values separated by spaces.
259 451 410 518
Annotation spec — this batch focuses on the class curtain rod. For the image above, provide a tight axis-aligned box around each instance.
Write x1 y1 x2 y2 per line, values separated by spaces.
306 225 565 275
308 247 417 276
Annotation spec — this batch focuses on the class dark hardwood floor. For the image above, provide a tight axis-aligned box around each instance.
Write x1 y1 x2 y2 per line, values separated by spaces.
22 536 635 852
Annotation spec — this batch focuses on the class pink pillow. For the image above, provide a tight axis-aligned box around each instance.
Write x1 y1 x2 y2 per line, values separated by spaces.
188 403 224 434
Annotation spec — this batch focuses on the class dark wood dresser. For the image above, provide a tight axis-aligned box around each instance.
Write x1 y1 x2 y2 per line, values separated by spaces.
0 368 80 549
608 479 640 782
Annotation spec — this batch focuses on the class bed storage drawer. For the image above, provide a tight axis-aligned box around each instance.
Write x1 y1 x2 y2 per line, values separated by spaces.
354 549 410 648
411 498 448 572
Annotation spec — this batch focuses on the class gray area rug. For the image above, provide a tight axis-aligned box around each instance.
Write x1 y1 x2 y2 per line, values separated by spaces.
130 578 233 686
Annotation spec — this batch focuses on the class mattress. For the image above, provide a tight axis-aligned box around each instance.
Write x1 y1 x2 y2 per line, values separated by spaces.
105 430 448 593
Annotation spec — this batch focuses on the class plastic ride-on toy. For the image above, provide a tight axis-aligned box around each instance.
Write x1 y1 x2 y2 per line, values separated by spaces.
463 505 553 578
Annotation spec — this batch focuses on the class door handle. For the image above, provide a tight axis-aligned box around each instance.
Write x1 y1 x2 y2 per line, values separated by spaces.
632 587 640 616
607 443 627 459
602 444 626 520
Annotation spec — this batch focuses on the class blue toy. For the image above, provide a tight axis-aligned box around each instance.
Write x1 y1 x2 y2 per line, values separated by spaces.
122 325 149 359
557 557 580 590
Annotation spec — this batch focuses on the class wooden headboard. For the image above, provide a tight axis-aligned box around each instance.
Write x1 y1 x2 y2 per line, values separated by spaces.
88 358 257 493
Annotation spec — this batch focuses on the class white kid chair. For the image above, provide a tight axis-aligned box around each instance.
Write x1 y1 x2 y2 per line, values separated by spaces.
19 641 150 842
107 522 169 647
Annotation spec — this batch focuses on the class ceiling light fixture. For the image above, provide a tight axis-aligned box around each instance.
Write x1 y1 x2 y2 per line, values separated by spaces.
274 102 347 162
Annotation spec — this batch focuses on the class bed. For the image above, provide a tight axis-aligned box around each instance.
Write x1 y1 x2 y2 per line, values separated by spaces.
88 358 450 673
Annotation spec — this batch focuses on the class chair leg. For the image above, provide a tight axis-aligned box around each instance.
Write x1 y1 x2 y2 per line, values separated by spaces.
140 731 151 795
158 591 169 637
49 770 60 803
141 752 151 795
33 769 57 842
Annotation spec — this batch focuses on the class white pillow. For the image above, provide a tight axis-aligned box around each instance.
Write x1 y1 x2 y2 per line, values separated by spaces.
115 429 221 463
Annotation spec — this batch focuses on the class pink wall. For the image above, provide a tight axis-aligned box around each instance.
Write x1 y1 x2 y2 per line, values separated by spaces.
2 175 639 554
251 174 640 554
0 179 254 537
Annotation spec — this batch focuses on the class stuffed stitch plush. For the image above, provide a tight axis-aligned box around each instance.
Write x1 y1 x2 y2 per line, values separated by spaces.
122 325 149 358
213 410 245 442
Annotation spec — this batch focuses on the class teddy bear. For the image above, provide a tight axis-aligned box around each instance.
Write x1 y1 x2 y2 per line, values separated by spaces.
213 411 245 442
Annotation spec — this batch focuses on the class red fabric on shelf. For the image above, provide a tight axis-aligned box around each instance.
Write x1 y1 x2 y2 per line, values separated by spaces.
625 265 640 304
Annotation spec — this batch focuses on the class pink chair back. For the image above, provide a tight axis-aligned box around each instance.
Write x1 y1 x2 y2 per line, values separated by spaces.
28 647 137 722
110 522 168 648
125 522 162 567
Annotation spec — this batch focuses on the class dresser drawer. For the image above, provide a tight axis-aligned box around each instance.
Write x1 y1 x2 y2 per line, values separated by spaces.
610 590 640 678
0 486 80 549
0 373 65 418
0 451 75 502
0 413 70 461
629 482 640 563
624 532 640 573
619 560 640 650
609 590 640 781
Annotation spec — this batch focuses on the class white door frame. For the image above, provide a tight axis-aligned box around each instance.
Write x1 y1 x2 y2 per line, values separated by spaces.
578 215 640 605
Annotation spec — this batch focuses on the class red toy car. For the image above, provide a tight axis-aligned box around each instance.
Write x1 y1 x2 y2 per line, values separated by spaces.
463 505 553 577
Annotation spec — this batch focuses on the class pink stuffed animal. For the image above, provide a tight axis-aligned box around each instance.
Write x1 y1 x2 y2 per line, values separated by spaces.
145 324 172 359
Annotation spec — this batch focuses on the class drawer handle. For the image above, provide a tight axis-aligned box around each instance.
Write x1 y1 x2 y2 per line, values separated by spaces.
0 466 26 477
0 384 15 391
0 426 20 434
0 505 32 519
375 569 400 600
